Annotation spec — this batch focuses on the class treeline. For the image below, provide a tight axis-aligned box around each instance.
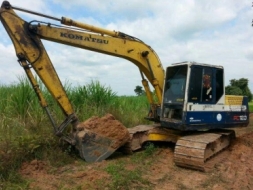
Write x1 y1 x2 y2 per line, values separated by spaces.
135 78 253 102
225 78 252 102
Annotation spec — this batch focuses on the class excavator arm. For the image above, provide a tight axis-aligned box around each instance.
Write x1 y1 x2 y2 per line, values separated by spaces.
34 21 165 105
0 1 165 161
0 1 165 120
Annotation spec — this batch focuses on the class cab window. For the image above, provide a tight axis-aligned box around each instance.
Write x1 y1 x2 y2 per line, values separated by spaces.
188 66 223 103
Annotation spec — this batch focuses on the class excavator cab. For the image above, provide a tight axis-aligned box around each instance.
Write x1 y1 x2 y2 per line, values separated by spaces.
160 62 249 131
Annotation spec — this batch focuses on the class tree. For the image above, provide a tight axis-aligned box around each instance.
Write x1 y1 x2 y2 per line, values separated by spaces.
134 85 145 96
225 78 252 102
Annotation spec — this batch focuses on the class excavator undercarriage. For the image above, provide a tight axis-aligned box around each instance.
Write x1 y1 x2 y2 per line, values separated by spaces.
121 125 236 171
174 129 235 171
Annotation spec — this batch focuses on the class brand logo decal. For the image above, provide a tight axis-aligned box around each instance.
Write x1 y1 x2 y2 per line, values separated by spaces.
60 33 109 44
189 117 201 122
217 114 222 121
233 115 247 121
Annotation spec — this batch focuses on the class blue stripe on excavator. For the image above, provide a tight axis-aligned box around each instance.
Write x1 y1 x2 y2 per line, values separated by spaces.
161 97 249 131
161 111 249 131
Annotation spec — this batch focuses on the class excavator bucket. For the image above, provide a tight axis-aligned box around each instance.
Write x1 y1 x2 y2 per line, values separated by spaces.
75 130 120 162
74 114 130 162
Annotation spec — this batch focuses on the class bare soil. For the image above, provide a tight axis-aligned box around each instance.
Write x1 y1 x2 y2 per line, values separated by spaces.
77 114 130 149
19 114 253 190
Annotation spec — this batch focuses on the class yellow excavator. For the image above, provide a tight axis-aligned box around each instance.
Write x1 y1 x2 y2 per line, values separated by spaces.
0 1 249 171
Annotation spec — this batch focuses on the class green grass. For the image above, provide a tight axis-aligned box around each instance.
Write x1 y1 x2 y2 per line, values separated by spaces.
105 161 144 190
249 101 253 112
3 77 252 189
1 76 252 188
104 146 157 190
0 77 151 188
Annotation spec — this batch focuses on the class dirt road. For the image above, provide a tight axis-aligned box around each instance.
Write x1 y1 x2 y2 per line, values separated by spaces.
19 115 253 190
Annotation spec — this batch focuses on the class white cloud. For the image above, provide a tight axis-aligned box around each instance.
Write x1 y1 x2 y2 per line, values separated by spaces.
0 44 23 85
0 0 253 95
44 41 141 95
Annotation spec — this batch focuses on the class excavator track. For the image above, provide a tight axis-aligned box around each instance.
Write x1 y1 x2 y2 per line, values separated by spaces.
119 124 181 154
120 126 236 171
119 125 158 154
174 129 235 171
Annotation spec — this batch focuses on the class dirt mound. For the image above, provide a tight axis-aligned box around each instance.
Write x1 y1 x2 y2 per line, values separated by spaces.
144 129 253 190
16 117 253 190
77 114 130 148
19 160 110 190
216 131 253 189
18 127 253 190
20 159 47 176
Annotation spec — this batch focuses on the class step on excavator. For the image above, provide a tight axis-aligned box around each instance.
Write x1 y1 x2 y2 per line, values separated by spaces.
0 1 249 171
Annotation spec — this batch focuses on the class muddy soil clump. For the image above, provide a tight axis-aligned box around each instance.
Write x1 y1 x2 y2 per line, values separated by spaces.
77 114 130 148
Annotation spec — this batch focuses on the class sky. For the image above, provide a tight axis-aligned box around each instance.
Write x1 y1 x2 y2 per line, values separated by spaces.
0 0 252 95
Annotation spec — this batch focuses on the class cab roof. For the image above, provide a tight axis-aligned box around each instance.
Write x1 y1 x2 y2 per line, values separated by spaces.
170 61 223 69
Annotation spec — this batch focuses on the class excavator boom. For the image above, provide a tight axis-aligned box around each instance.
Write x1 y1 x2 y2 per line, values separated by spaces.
0 1 165 161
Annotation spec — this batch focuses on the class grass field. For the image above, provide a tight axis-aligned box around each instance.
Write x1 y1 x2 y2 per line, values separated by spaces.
0 78 252 189
0 78 152 186
249 101 253 112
